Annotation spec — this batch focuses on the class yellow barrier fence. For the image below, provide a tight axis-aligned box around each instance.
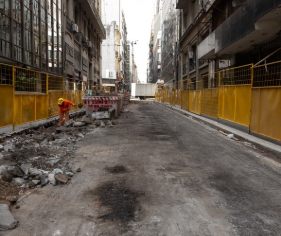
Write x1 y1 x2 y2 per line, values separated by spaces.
201 88 219 118
156 62 281 142
0 63 83 130
251 87 281 141
250 61 281 141
0 85 13 127
188 90 201 115
218 85 252 127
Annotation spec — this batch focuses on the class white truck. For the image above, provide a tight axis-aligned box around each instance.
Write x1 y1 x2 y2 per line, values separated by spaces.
131 83 157 100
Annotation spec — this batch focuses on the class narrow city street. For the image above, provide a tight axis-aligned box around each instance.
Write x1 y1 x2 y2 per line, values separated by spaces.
3 101 281 236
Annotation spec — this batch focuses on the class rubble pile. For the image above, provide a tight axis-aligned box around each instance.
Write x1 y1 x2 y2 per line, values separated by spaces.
0 116 115 205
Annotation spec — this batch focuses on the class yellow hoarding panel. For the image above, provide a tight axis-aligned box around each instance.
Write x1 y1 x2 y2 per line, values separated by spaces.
201 89 218 118
36 95 48 120
219 85 251 127
251 87 281 141
0 86 13 127
189 90 201 114
181 90 189 111
234 86 251 127
14 95 35 124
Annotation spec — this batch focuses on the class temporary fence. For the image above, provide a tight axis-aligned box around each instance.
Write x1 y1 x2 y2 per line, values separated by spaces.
156 62 281 142
0 63 83 129
250 61 281 141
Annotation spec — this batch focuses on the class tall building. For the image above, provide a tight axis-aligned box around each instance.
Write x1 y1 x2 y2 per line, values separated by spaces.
148 31 154 83
148 0 163 84
101 0 130 92
63 0 105 92
121 13 130 90
0 0 63 75
176 0 281 89
161 0 180 85
101 21 119 91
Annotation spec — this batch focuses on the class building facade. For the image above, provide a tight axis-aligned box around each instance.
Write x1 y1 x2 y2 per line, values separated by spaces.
0 0 63 75
121 13 130 90
148 0 163 84
161 0 180 85
101 0 130 92
63 0 105 93
101 21 118 91
176 0 281 89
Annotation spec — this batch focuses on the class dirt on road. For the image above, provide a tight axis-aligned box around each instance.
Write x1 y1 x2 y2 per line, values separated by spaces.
2 102 281 236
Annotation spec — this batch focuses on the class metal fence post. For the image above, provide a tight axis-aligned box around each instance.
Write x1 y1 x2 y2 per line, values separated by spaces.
12 66 16 131
249 64 254 134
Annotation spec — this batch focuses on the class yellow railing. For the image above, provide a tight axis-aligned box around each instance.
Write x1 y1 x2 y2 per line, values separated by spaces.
0 63 83 130
156 62 281 142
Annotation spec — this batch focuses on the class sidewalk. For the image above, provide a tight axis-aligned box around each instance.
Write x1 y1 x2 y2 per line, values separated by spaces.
157 102 281 154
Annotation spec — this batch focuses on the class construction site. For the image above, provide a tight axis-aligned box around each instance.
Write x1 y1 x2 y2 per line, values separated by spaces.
1 0 281 235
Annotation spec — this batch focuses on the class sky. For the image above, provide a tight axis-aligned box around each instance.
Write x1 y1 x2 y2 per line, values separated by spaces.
121 0 156 83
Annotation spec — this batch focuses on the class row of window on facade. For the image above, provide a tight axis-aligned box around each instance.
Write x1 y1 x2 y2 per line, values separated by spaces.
0 0 63 73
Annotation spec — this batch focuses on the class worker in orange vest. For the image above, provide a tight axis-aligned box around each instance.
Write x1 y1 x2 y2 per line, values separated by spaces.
57 98 75 126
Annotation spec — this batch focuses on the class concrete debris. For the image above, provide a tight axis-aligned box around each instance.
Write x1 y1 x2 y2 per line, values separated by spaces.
64 119 74 127
227 134 235 139
92 111 110 120
48 174 56 186
65 171 74 177
55 127 68 133
77 133 84 139
95 120 101 127
112 120 118 126
0 113 119 207
55 174 69 184
28 168 43 177
244 141 256 149
81 115 93 124
0 204 18 231
0 165 7 176
0 166 13 183
12 178 26 186
73 121 86 127
7 166 24 178
106 120 113 127
3 142 15 152
100 121 106 128
52 169 63 175
40 175 49 187
32 180 41 185
20 164 32 176
47 157 61 167
1 172 13 183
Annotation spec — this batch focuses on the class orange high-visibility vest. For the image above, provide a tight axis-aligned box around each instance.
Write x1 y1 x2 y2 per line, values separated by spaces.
59 99 74 113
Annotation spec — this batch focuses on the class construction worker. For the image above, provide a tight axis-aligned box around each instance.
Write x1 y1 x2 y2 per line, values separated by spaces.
57 98 75 126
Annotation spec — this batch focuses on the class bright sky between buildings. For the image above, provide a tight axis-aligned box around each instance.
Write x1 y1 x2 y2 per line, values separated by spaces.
121 0 156 83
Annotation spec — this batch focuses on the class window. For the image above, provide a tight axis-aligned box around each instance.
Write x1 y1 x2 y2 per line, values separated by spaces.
0 0 10 58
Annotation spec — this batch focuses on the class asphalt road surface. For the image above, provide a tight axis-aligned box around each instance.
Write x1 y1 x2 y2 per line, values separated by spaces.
3 102 281 236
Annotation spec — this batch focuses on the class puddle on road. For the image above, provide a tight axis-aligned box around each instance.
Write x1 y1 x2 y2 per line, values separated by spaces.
105 165 128 174
93 181 143 224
